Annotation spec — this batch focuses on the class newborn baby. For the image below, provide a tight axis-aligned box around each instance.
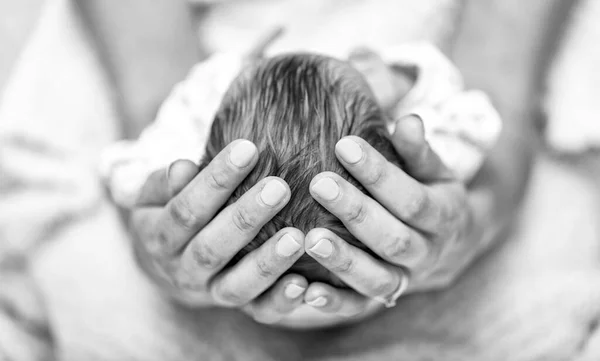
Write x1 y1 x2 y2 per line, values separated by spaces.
100 44 502 287
207 53 401 284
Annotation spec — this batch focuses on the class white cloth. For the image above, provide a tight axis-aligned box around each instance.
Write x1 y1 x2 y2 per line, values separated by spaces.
101 44 502 207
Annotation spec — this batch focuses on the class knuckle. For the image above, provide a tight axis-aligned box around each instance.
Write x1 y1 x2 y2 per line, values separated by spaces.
362 159 388 187
213 284 249 307
344 201 368 225
402 191 429 221
255 258 278 279
191 243 223 270
206 169 231 191
171 276 205 293
371 277 398 299
331 257 355 274
232 206 259 233
169 198 199 230
382 233 411 261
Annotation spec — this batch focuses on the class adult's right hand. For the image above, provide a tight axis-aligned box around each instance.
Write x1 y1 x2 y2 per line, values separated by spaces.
128 139 308 324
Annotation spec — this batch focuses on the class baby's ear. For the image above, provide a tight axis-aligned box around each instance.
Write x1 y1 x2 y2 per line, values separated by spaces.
348 47 414 113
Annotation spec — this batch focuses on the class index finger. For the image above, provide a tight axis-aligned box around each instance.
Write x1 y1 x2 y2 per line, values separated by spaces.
335 136 448 231
158 139 259 254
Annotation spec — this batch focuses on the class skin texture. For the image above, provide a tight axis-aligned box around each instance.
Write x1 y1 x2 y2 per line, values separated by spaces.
204 54 402 286
78 0 572 328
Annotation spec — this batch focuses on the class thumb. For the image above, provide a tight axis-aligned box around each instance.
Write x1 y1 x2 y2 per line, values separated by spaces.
391 114 454 182
135 159 198 207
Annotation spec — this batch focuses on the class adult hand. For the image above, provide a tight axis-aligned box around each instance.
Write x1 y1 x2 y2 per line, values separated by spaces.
301 114 499 317
128 139 309 324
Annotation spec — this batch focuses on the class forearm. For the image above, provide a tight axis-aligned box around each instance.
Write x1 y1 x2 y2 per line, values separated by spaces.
76 0 202 138
451 0 576 225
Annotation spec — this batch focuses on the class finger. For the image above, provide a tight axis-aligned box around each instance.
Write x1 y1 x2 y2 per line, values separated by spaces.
167 159 199 197
209 228 304 307
334 135 448 231
179 177 291 278
157 139 258 254
305 228 408 302
304 283 369 317
134 160 198 207
244 274 308 324
130 207 172 255
135 169 170 207
391 114 454 182
310 172 430 268
130 206 170 267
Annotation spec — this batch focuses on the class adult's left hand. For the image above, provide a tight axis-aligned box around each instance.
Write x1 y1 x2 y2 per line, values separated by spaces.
301 114 497 317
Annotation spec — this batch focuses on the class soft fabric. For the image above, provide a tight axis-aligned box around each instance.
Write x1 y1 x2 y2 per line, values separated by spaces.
1 0 600 360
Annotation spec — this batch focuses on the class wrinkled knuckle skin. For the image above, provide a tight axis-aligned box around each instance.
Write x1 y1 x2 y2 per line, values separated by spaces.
371 277 398 300
344 201 368 225
331 257 354 274
255 258 278 279
169 198 199 231
171 276 205 293
382 234 412 262
191 243 223 270
403 192 429 221
207 170 231 191
363 160 387 187
213 284 249 307
232 206 259 233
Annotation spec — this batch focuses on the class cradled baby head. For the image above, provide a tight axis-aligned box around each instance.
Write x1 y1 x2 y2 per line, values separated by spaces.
201 53 402 285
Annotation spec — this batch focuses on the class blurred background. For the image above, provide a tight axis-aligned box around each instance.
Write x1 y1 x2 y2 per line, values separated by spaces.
0 0 43 93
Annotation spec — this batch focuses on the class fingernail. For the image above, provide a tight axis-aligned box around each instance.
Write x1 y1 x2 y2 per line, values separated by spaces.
311 178 340 201
307 296 328 307
276 234 301 257
397 112 427 142
336 138 363 164
260 179 287 206
229 140 256 168
284 284 305 299
309 239 333 258
166 160 181 182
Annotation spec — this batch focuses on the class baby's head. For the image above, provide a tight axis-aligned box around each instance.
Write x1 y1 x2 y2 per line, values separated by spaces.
202 53 401 285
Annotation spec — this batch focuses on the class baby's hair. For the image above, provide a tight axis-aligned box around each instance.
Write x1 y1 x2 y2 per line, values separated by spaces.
202 53 402 285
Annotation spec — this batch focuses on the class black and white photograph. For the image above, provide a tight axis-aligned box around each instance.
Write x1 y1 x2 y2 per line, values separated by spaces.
0 0 598 360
